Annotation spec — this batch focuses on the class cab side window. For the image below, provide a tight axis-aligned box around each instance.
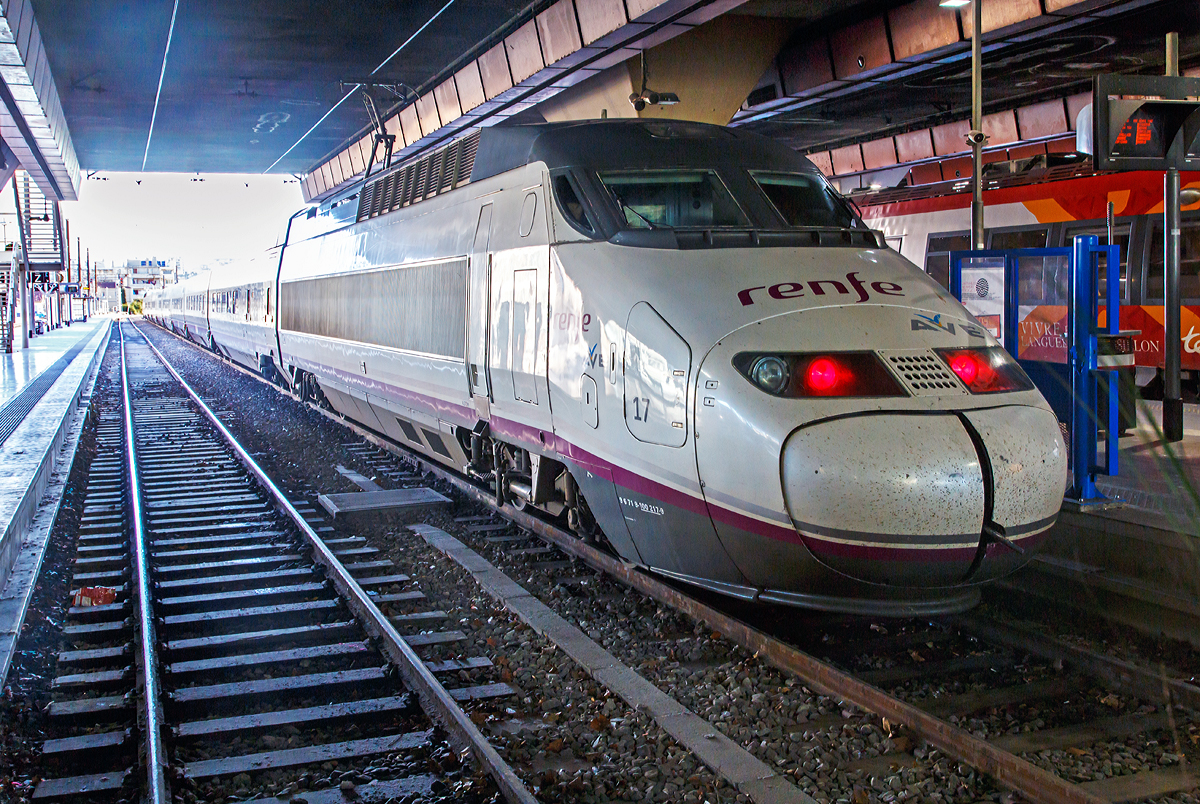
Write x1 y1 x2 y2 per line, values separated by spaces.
553 173 595 236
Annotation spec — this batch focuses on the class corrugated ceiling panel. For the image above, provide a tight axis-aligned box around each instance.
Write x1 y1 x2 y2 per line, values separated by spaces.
861 137 897 170
575 0 625 45
830 16 892 79
536 0 582 64
830 144 864 174
982 109 1019 145
931 119 969 156
399 104 422 146
888 0 960 61
416 92 441 137
505 19 544 84
808 151 834 177
779 38 834 96
894 129 935 162
1015 99 1068 140
478 42 514 100
960 0 1041 36
626 0 670 19
434 78 462 124
456 62 486 112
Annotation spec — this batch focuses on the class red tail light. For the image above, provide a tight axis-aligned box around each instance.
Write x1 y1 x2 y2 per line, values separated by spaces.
805 357 842 392
936 347 1033 394
947 352 980 385
734 352 905 398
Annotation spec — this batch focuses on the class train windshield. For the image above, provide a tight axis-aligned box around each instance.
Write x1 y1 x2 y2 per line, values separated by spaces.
751 171 858 229
597 170 748 229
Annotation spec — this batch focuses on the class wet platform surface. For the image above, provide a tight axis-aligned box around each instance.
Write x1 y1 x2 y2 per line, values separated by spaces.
1029 399 1200 645
0 319 107 409
1092 400 1200 528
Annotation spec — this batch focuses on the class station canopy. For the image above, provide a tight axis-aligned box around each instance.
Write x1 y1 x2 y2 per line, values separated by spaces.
12 0 1198 203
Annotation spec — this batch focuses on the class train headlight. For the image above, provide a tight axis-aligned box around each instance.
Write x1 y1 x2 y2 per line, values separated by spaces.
733 352 906 398
750 356 789 394
936 347 1034 394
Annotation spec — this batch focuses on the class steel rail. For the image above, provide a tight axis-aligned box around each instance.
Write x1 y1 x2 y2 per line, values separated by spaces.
405 469 1108 804
119 322 171 804
954 614 1200 711
127 323 537 804
137 320 1107 804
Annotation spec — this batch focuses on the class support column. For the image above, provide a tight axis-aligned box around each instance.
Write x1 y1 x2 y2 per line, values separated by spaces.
1165 167 1183 441
969 0 984 250
1164 32 1183 442
18 248 27 347
13 177 31 343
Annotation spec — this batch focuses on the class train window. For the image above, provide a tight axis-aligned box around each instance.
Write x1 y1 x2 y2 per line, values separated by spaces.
552 174 594 235
519 192 538 237
597 170 748 229
750 172 857 229
1063 224 1130 301
989 229 1047 250
992 228 1057 305
1018 255 1069 305
924 233 971 290
1147 221 1200 301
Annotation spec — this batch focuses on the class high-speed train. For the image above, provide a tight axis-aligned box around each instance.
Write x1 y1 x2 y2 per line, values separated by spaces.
145 119 1067 615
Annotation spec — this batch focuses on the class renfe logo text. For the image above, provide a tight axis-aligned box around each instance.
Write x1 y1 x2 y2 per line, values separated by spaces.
737 272 904 306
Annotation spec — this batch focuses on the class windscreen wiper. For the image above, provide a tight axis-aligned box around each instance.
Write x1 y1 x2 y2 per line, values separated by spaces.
613 194 662 230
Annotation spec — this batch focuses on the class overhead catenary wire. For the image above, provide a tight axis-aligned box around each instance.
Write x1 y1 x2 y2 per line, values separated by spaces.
142 0 181 171
263 0 458 174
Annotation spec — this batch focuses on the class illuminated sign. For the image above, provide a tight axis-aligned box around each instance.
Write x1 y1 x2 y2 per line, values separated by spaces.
1094 74 1200 171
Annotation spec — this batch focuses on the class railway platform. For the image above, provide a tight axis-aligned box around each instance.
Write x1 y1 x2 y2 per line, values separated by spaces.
0 317 110 681
1013 399 1200 646
0 320 106 409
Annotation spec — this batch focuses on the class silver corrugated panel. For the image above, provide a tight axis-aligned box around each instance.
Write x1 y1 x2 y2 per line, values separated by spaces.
428 151 446 198
280 259 468 359
412 160 429 202
381 171 399 212
356 183 375 222
457 132 480 185
354 131 484 222
440 147 457 193
398 165 414 209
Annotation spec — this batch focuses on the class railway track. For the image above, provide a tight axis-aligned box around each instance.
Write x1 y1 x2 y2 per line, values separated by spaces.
339 441 1200 804
139 318 1200 804
28 322 534 803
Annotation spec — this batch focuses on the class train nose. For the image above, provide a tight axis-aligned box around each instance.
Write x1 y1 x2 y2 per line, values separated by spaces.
780 408 1065 587
781 413 987 586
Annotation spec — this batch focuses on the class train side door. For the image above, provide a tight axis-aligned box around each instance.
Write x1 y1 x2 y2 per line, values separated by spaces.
468 204 493 406
489 186 547 409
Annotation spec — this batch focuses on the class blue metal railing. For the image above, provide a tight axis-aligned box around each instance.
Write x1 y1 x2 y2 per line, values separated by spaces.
951 235 1121 504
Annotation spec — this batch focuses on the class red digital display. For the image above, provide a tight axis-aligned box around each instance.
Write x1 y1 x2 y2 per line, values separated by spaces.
1111 111 1163 158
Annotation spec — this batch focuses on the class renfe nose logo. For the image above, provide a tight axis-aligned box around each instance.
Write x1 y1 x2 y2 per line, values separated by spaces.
737 272 904 306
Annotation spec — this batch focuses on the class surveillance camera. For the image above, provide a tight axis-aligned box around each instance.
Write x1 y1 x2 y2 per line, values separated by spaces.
965 130 988 146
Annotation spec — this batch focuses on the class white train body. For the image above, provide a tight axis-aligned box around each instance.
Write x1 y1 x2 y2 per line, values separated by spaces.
146 120 1067 615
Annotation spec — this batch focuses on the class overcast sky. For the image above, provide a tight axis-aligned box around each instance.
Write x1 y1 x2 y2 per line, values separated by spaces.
0 172 306 271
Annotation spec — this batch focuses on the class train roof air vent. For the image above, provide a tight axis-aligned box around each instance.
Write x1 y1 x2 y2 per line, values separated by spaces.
356 130 482 223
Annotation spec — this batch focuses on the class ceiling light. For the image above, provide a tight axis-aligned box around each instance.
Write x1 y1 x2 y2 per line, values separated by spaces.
939 0 970 7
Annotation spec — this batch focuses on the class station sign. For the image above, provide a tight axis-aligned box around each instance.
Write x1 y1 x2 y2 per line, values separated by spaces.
1093 74 1200 171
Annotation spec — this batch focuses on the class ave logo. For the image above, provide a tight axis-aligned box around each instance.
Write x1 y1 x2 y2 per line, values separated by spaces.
911 313 986 338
